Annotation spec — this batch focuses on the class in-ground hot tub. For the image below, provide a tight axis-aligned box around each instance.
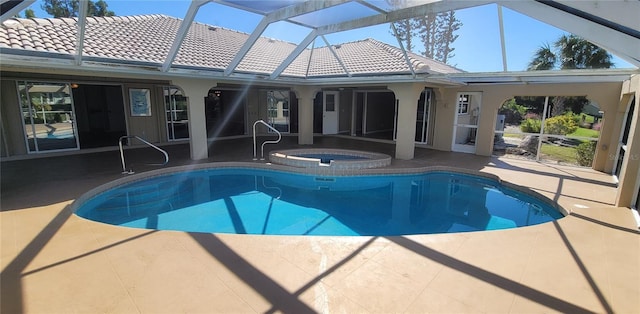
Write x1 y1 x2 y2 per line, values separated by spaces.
269 148 392 171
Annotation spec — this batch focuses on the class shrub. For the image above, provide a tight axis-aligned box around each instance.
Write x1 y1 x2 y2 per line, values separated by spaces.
524 113 540 120
499 99 527 124
520 118 541 133
576 141 597 166
544 113 578 135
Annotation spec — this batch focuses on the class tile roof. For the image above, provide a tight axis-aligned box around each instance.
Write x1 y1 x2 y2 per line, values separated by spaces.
1 14 462 78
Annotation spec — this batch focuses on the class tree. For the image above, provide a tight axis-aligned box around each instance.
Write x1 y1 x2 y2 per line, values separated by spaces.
13 7 36 18
514 96 546 115
91 0 114 17
528 34 613 114
527 44 555 71
41 0 76 18
528 34 613 70
41 0 114 18
388 0 418 52
24 8 35 18
435 10 461 64
550 96 565 117
499 98 527 124
415 13 438 59
387 0 462 64
555 34 613 69
393 17 418 52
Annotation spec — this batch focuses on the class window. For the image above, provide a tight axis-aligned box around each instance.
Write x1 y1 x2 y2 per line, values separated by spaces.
18 81 80 152
458 94 470 115
266 90 290 133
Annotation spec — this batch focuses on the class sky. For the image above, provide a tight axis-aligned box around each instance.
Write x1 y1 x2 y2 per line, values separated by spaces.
20 0 634 73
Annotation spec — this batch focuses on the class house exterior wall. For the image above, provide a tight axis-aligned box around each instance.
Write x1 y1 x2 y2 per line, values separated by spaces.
292 86 319 145
431 88 457 152
0 74 289 161
245 88 259 133
615 74 640 207
124 83 163 143
0 70 171 157
601 89 635 174
439 82 622 160
599 96 627 174
388 83 423 160
0 66 628 182
170 78 215 160
0 79 27 157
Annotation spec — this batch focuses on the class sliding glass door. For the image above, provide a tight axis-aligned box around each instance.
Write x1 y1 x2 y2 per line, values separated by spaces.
164 86 189 141
18 81 79 153
267 90 290 133
415 89 434 144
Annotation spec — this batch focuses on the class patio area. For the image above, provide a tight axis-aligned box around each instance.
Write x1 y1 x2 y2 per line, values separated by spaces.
1 136 638 313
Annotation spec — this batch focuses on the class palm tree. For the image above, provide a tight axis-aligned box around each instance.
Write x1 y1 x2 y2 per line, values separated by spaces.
527 35 612 116
528 34 613 71
527 43 556 70
555 34 613 69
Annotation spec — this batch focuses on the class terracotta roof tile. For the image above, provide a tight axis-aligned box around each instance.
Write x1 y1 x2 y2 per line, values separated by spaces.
1 14 462 77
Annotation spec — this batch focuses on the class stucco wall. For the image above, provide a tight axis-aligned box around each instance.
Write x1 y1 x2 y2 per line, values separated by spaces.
123 84 163 143
0 70 172 158
431 88 456 152
615 74 640 207
0 65 628 166
0 79 27 157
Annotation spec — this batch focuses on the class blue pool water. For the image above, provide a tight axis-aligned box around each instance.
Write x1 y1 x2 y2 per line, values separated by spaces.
75 168 563 236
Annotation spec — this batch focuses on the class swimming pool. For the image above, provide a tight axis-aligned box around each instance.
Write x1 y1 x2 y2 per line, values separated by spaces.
73 164 564 236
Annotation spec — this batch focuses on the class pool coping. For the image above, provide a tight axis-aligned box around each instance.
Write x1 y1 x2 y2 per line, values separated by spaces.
269 148 392 171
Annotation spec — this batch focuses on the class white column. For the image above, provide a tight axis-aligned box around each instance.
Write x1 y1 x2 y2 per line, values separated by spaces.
172 78 215 160
388 83 424 160
293 86 318 145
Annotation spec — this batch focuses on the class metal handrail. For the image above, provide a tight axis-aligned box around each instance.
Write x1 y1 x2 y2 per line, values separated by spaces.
119 135 169 174
252 120 282 160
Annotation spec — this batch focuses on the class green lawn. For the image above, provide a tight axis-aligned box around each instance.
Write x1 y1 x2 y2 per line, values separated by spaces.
569 127 599 138
502 127 598 139
581 114 596 124
540 144 578 164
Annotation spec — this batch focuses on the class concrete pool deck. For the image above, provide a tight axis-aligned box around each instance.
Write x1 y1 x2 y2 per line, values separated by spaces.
1 136 639 313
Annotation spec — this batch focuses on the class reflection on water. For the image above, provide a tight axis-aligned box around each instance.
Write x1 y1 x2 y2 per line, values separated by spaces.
76 169 562 236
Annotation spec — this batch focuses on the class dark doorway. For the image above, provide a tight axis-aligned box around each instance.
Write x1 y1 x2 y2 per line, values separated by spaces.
204 89 246 138
362 91 395 140
313 92 323 133
72 84 127 148
288 91 299 133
